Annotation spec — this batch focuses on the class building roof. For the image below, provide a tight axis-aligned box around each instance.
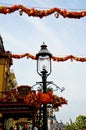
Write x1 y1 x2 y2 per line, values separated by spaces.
0 35 5 53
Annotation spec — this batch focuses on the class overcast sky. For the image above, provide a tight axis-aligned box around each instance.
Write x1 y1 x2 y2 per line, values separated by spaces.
0 0 86 124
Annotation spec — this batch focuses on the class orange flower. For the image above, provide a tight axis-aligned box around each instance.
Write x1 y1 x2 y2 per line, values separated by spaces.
47 91 52 97
24 91 67 111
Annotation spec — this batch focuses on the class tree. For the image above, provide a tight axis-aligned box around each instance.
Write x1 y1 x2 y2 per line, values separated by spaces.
65 115 86 130
75 115 86 130
65 118 76 130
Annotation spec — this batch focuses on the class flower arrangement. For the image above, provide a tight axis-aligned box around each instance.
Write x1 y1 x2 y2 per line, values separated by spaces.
51 94 67 111
24 90 40 107
24 90 67 111
15 85 32 100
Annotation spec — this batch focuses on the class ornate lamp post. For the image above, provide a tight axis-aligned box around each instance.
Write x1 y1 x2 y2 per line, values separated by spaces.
36 42 52 130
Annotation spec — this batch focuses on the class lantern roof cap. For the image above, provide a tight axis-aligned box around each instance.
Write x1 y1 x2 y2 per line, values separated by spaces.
36 42 52 57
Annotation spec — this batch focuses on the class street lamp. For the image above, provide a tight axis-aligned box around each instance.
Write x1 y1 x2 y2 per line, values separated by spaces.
36 42 52 130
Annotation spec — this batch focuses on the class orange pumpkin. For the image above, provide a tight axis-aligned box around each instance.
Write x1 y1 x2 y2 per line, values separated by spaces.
39 93 51 104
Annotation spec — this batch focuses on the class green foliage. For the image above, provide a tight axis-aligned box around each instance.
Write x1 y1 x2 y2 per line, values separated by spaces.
65 119 76 130
65 115 86 130
75 115 86 129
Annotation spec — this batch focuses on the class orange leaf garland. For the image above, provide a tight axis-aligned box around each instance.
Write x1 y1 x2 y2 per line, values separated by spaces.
7 53 86 62
24 90 39 106
24 91 67 111
51 94 67 110
0 5 86 19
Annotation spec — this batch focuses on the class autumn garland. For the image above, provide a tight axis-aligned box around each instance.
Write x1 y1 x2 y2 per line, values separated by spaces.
24 91 67 111
52 55 86 62
11 53 36 60
3 52 86 62
0 88 67 110
0 86 32 101
10 53 86 62
0 4 86 19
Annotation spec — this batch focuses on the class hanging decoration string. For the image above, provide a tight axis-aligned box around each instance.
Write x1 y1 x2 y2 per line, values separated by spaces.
0 4 86 19
52 55 86 62
7 53 86 62
11 53 36 60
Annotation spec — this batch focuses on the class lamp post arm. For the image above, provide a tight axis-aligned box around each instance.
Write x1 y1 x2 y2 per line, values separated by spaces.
47 82 65 92
31 82 41 88
32 81 65 92
51 82 65 92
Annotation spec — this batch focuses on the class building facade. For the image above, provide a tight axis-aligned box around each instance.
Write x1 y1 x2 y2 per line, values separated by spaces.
0 36 37 130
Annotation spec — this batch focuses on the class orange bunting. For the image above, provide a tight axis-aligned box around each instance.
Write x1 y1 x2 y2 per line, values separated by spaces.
3 52 86 62
52 55 86 62
0 4 86 19
9 53 86 62
11 53 36 60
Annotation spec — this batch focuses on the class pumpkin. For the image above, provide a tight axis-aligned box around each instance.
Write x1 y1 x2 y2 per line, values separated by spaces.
39 93 51 104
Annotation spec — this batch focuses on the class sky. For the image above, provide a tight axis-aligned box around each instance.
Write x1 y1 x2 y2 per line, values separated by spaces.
0 0 86 124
